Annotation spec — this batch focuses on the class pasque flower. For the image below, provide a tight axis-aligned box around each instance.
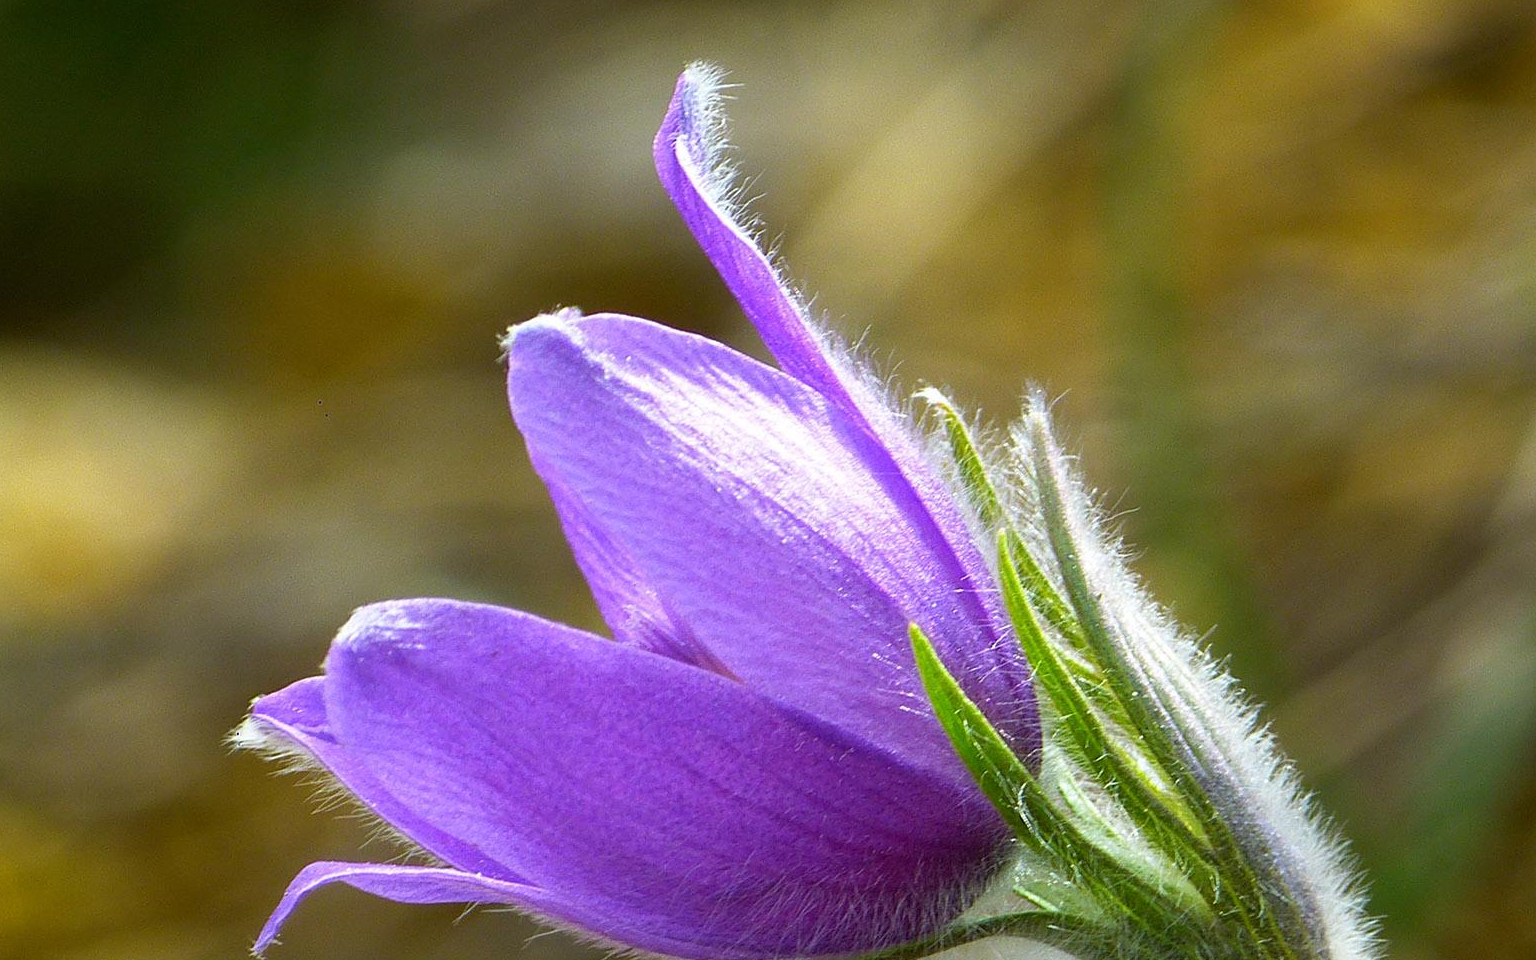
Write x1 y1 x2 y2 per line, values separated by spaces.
239 66 1039 958
242 62 1382 960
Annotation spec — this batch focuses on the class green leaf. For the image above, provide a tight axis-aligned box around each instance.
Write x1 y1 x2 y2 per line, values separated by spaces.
1051 769 1207 921
918 387 1003 528
919 388 1086 650
908 623 1216 945
908 621 1037 841
1002 530 1087 653
998 530 1211 865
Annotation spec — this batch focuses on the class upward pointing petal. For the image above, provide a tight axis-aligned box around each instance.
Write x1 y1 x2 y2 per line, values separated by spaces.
653 69 1036 748
653 64 843 401
652 64 920 451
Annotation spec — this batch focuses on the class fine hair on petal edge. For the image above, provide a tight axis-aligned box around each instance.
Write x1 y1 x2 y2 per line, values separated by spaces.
674 60 1028 676
485 848 1007 960
228 717 441 870
709 844 1012 960
671 62 842 364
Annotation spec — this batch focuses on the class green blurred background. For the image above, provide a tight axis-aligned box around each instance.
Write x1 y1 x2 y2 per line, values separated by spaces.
2 0 1534 958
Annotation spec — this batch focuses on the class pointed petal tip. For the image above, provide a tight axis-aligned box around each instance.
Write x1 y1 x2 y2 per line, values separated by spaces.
253 861 534 958
249 676 327 725
234 677 330 764
252 865 727 960
676 62 732 118
253 902 285 955
501 314 603 418
651 63 856 404
655 63 738 216
681 60 727 91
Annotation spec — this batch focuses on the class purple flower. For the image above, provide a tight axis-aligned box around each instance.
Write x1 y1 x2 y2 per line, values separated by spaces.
241 66 1037 959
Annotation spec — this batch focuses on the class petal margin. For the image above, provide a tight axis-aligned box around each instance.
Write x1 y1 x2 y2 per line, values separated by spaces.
507 312 1035 767
320 598 1008 958
254 861 537 955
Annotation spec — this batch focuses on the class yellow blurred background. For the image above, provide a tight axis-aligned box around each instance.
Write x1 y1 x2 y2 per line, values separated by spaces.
2 1 1533 958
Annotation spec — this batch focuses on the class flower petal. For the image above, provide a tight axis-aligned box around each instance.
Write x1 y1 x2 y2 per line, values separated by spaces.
317 598 1007 958
652 67 928 485
653 65 844 408
653 66 1035 752
245 678 506 877
506 311 1036 768
254 862 539 956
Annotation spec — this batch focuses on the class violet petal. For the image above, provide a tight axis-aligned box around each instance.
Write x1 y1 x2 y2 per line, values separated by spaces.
315 597 1005 958
506 311 1032 767
652 67 842 407
247 678 507 877
653 67 1035 751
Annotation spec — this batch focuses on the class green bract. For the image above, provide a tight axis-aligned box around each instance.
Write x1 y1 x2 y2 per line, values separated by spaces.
878 392 1378 960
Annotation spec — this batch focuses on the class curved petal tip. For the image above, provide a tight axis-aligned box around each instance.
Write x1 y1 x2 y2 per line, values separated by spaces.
655 62 733 202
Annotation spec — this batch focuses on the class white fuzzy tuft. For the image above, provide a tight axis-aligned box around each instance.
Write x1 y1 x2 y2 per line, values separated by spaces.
675 62 747 224
671 61 877 387
228 715 322 776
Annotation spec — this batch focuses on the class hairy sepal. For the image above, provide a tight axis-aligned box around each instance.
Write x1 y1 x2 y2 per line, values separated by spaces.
1005 395 1379 960
909 624 1217 957
906 389 1378 960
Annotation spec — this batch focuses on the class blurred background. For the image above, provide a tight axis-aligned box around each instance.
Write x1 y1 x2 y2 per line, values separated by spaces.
2 0 1533 958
